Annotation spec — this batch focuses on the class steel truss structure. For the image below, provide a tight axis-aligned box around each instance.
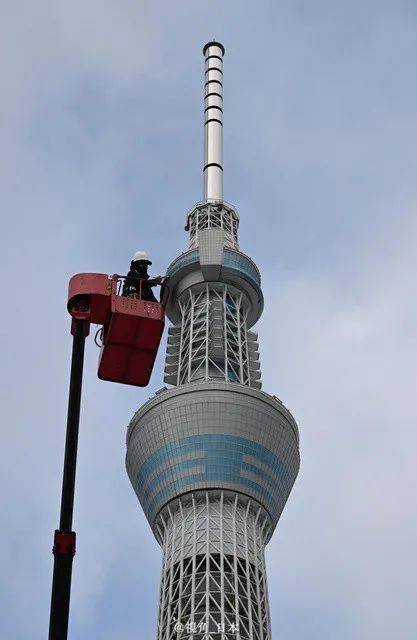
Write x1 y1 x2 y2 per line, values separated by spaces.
165 284 261 388
155 491 272 640
187 202 240 251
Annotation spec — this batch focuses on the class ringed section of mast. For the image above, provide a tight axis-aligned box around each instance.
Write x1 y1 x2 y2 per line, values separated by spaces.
204 41 225 202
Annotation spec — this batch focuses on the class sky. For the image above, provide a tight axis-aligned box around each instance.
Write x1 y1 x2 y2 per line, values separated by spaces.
1 1 417 638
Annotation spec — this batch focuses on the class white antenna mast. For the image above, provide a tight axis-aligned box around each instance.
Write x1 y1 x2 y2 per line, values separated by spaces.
203 41 225 201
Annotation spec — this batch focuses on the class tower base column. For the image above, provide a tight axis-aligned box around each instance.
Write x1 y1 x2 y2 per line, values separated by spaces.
155 490 272 640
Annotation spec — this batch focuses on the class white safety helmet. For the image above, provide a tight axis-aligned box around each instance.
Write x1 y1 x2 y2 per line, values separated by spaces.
132 250 152 265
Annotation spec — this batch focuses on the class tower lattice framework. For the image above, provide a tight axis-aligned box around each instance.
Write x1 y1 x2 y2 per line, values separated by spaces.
126 42 300 640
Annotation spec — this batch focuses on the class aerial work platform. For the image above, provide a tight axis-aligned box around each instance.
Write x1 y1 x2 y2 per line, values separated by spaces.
67 273 165 387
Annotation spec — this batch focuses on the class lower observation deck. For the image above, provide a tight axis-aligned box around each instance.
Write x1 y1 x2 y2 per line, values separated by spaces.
126 382 300 540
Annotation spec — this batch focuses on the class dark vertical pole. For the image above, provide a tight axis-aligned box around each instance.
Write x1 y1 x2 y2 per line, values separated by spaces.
49 319 87 640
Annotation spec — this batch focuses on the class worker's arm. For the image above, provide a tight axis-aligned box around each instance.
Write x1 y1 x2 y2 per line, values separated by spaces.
147 276 165 287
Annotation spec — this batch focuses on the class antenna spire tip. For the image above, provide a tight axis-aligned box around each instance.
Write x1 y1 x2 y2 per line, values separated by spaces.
203 41 225 56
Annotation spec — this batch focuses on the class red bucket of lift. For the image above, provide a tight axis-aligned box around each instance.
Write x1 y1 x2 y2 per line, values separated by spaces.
68 273 165 387
97 278 165 387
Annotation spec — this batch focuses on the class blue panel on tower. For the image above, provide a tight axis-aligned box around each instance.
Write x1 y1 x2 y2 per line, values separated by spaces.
135 434 293 522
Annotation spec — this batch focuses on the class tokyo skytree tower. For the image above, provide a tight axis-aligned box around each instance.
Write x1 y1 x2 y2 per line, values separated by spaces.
126 41 300 639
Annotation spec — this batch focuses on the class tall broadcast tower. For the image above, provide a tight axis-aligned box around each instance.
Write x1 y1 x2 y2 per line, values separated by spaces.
126 42 300 639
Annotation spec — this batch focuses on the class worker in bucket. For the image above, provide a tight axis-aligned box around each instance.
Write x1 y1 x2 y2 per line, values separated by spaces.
122 251 163 302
